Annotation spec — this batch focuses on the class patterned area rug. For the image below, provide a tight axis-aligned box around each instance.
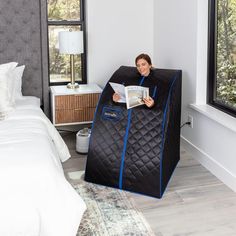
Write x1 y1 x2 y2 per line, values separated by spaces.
70 172 155 236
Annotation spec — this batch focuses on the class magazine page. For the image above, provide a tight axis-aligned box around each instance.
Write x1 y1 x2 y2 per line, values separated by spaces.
125 86 149 109
109 82 126 103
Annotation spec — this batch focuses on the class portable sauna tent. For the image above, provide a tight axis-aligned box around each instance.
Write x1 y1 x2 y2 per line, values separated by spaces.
85 66 182 198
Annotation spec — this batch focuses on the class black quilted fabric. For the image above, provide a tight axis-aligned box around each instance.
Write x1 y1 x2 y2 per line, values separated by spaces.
122 107 163 196
85 66 182 198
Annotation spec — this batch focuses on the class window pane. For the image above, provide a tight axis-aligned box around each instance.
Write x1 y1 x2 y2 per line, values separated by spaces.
48 0 81 21
216 0 236 110
48 25 82 83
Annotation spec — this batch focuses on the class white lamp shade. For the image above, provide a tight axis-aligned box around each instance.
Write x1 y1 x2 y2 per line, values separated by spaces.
59 31 84 54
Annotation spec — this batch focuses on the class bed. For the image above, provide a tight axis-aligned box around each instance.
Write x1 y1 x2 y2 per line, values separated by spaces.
0 62 86 235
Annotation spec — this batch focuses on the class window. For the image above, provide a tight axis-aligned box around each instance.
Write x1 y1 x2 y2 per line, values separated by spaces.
208 0 236 117
47 0 86 84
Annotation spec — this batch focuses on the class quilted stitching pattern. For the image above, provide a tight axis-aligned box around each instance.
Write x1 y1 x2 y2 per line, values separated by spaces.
86 103 165 197
122 108 163 195
86 105 128 187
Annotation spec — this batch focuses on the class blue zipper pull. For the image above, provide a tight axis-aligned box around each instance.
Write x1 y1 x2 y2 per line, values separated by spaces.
139 76 145 86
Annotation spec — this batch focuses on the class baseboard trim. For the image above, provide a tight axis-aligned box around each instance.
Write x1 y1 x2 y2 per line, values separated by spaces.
181 135 236 192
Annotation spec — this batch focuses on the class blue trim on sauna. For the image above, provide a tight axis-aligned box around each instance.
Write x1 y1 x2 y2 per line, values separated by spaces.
160 75 177 196
119 109 132 189
118 76 145 189
152 86 157 98
91 93 102 131
139 76 145 85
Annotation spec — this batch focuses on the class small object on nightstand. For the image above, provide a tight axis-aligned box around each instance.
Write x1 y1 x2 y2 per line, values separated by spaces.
76 128 91 154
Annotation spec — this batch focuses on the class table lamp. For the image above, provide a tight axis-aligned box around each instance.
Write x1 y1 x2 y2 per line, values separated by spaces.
59 30 84 89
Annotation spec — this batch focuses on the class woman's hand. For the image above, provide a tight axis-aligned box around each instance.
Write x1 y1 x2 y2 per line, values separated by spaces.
113 92 121 102
143 96 154 108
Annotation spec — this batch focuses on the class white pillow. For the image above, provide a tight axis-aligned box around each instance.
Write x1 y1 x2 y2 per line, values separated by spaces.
0 62 18 120
13 65 25 100
7 65 26 104
0 62 18 96
0 62 18 73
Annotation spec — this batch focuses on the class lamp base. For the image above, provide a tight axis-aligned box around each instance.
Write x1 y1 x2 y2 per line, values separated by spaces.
67 82 79 89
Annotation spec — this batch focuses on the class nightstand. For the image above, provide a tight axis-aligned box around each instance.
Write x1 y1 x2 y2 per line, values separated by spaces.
50 84 102 126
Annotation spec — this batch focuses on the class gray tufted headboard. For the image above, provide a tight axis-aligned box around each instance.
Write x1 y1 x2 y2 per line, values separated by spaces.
0 0 50 116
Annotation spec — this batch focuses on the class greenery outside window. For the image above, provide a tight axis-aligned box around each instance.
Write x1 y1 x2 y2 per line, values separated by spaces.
208 0 236 117
47 0 86 84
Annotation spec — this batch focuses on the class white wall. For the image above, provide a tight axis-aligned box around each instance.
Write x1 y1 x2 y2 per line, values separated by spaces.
86 0 153 87
154 0 198 119
154 0 236 191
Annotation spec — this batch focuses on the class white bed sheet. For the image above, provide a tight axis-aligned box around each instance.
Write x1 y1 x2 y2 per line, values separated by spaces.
15 96 41 109
0 97 86 236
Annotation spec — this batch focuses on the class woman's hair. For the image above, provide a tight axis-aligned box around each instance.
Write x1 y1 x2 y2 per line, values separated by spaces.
135 53 152 66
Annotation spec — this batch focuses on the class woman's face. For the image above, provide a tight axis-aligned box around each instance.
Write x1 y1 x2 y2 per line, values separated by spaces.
136 58 152 77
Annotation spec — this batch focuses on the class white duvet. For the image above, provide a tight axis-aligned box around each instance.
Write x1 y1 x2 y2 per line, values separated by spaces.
0 97 86 236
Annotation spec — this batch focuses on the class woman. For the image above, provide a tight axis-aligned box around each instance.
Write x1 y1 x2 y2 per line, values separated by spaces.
112 53 155 108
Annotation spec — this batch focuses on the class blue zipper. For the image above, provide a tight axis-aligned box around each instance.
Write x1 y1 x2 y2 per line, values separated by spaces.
118 76 145 189
152 86 157 98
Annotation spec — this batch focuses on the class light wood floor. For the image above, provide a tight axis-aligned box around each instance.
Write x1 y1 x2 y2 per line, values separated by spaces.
61 131 236 236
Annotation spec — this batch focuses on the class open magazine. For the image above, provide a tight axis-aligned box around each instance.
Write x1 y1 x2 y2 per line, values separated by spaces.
109 82 149 109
